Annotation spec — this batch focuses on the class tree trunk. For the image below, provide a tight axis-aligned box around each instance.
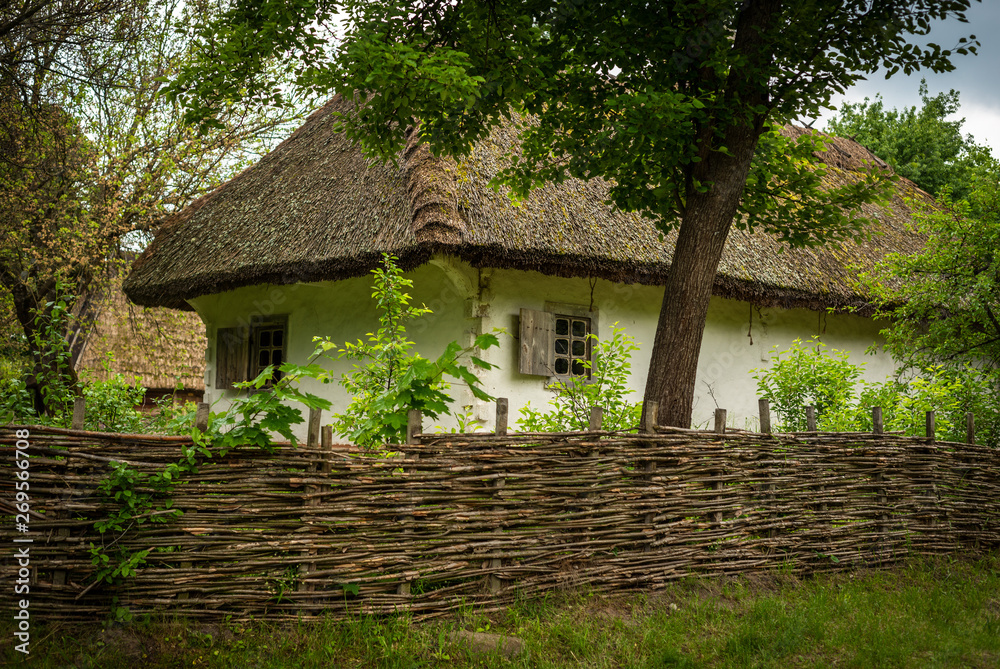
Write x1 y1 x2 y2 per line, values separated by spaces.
642 0 777 428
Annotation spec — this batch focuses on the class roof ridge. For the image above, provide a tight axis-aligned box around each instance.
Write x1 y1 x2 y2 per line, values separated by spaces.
402 124 465 244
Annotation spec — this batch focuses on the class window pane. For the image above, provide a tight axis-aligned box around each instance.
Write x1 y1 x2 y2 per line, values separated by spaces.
572 359 585 376
555 318 569 335
572 320 587 338
555 358 569 375
555 338 568 355
572 340 586 356
272 351 282 367
258 350 269 366
272 330 283 347
259 330 271 347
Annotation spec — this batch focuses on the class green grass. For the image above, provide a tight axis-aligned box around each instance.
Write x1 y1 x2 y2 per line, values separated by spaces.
4 553 998 668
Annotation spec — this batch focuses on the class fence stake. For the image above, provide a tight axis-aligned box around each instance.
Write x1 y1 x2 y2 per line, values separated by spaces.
872 407 884 436
300 408 323 592
925 411 936 442
966 412 975 445
495 398 508 436
321 426 333 474
758 398 771 435
488 474 506 593
642 400 658 552
714 408 726 435
195 402 210 432
407 409 422 445
642 400 658 434
71 398 86 430
589 406 603 432
806 406 816 432
399 410 422 597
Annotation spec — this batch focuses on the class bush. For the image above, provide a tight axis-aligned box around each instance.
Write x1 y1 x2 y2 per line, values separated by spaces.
517 323 642 432
754 340 1000 445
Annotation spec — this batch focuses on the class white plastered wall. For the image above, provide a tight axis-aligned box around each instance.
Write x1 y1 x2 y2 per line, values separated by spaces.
190 254 896 439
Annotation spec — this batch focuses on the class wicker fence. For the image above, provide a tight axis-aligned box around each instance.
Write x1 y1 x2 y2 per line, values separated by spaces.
1 401 998 622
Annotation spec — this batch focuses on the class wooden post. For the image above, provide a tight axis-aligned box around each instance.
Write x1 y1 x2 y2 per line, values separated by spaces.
488 474 506 594
398 410 422 596
758 398 771 435
300 408 323 592
321 426 333 474
806 406 816 432
71 398 86 429
925 411 936 442
966 412 975 445
642 400 658 435
714 408 727 434
195 402 210 432
642 400 657 552
406 409 422 445
495 398 508 436
588 406 603 432
872 407 884 436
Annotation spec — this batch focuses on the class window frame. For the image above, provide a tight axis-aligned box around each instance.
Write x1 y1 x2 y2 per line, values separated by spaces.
518 302 598 381
214 314 289 390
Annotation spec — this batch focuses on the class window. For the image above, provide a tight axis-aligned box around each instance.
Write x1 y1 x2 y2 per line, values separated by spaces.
519 305 596 379
553 315 591 377
215 316 288 390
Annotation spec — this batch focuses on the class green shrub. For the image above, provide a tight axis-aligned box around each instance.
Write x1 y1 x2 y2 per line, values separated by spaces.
751 339 861 432
517 323 641 432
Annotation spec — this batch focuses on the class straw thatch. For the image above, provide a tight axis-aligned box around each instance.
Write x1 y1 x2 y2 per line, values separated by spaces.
124 96 931 312
74 275 205 393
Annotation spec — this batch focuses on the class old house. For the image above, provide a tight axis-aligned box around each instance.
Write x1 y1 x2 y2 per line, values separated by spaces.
123 96 930 434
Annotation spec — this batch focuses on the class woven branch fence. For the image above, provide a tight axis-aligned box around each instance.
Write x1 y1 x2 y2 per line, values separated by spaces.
1 400 998 622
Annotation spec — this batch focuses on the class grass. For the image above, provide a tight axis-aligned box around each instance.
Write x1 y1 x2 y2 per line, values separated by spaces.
4 553 998 668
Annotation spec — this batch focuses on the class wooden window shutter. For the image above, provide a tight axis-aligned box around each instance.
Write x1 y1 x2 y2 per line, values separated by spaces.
215 327 248 390
519 308 555 375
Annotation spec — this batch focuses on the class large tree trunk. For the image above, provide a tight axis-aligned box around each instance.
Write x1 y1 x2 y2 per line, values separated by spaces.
642 0 778 428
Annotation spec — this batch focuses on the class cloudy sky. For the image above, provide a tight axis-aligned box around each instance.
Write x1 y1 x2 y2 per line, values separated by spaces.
814 2 1000 154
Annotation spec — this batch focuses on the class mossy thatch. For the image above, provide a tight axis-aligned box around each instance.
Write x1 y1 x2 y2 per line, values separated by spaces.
124 95 931 312
76 276 206 392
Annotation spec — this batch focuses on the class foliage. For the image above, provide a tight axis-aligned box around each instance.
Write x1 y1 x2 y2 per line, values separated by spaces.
145 394 200 435
826 81 998 201
752 339 862 432
0 0 310 410
517 323 641 432
79 356 147 433
317 254 499 449
167 0 975 428
754 340 1000 445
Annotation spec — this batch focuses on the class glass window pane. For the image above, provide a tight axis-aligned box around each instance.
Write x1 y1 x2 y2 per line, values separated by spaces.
572 320 587 337
258 350 269 366
572 340 586 356
555 318 569 335
259 330 271 347
555 338 568 354
555 358 569 375
272 351 282 367
572 359 586 376
272 330 283 347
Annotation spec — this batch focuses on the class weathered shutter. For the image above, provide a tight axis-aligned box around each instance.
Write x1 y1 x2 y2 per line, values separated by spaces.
519 308 555 375
215 327 248 390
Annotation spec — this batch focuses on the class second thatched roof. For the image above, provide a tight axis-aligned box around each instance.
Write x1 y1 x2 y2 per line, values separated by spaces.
124 96 931 312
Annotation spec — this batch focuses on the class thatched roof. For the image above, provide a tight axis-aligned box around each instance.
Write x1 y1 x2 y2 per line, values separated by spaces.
75 276 206 392
124 95 931 313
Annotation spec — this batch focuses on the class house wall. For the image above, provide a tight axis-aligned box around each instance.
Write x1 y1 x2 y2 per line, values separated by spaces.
191 255 896 439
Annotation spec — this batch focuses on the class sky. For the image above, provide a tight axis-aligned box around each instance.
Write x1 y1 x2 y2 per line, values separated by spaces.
813 2 1000 154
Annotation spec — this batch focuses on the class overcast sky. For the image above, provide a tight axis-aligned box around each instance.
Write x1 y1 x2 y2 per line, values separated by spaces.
813 2 1000 154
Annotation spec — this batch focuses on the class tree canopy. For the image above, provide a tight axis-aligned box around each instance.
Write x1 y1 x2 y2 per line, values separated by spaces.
826 81 998 201
0 0 309 413
167 0 979 427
